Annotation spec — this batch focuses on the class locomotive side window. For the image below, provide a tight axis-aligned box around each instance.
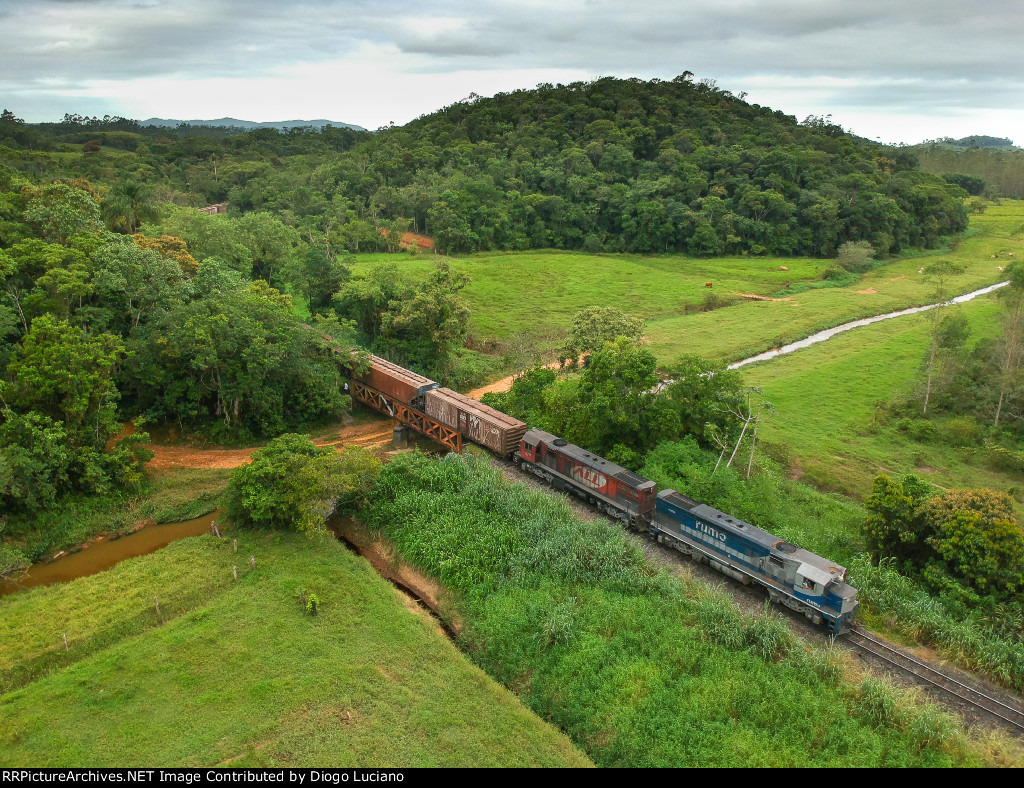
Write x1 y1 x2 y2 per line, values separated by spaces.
802 578 815 590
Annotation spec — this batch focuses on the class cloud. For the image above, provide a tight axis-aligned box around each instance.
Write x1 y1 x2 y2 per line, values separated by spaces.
1 0 1020 142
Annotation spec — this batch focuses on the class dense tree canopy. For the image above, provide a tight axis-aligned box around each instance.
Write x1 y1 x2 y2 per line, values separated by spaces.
2 77 968 259
484 336 744 467
863 475 1024 602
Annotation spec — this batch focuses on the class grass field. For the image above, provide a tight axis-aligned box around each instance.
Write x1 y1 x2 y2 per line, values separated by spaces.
0 528 591 767
352 250 828 345
741 294 1017 499
353 202 1024 367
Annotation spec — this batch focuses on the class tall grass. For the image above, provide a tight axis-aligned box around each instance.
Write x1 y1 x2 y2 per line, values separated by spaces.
363 452 997 767
851 556 1024 692
641 438 1024 692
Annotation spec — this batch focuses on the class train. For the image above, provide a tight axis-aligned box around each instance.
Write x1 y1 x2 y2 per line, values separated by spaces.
343 354 859 633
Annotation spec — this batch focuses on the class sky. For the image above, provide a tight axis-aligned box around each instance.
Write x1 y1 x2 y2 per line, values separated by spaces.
1 0 1021 145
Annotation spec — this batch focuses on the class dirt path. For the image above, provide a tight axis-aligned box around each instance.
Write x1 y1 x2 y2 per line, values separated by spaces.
733 292 797 303
465 356 586 400
145 419 395 471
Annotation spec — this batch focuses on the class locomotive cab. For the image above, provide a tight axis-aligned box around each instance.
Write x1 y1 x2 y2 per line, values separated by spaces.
795 562 833 598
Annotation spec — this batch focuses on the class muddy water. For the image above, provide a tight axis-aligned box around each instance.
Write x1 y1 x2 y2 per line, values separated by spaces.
0 510 223 597
728 281 1010 370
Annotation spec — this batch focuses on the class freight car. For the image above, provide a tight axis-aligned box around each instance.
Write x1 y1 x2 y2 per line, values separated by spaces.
651 489 858 632
514 428 656 527
345 353 438 408
424 388 528 456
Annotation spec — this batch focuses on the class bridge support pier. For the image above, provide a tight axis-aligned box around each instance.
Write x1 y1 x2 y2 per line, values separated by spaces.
392 425 412 450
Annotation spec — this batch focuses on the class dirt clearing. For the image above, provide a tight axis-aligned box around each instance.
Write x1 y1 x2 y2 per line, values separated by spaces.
146 419 395 471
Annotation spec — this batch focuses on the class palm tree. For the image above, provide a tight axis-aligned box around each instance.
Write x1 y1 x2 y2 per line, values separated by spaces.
104 180 159 234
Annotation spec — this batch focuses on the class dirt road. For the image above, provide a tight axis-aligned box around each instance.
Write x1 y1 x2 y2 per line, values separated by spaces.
145 419 395 471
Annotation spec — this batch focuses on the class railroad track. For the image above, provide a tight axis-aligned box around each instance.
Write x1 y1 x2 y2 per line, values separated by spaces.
845 628 1024 735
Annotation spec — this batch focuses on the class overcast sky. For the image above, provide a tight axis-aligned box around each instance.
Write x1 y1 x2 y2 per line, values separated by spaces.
1 0 1020 145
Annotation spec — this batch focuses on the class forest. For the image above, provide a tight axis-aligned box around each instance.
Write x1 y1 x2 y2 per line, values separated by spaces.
2 75 970 259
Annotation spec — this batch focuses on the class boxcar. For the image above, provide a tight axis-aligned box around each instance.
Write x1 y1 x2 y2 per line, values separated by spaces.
424 388 528 456
346 354 438 408
515 428 656 525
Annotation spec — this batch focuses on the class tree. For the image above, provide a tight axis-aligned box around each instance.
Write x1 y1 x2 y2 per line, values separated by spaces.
862 474 934 565
103 180 159 234
558 306 644 366
836 241 875 272
233 212 301 285
379 261 470 375
921 261 964 415
291 243 351 314
334 261 470 378
0 239 78 334
131 234 199 277
0 410 70 512
91 234 186 330
223 434 380 533
568 336 674 460
660 355 744 449
22 182 103 243
920 489 1024 598
2 314 124 442
124 278 350 436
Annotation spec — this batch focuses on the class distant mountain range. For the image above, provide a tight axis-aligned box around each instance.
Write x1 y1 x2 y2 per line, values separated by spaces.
140 117 367 132
916 134 1018 150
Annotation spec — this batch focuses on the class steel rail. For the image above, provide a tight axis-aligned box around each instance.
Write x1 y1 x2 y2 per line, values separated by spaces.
846 628 1024 734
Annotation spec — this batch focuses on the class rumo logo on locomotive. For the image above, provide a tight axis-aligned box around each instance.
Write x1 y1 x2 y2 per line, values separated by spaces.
341 353 859 634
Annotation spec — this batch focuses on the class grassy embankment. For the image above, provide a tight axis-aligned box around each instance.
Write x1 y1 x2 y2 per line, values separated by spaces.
0 527 591 767
362 452 1022 767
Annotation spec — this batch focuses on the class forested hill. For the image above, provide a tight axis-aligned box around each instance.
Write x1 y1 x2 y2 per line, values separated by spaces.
2 76 967 259
336 76 967 256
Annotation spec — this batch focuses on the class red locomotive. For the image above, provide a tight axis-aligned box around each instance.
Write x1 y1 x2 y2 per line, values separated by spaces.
514 428 656 526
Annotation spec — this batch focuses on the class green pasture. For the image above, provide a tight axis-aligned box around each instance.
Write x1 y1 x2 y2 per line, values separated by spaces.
0 529 591 767
648 203 1021 366
743 295 1012 498
352 250 827 345
354 202 1023 365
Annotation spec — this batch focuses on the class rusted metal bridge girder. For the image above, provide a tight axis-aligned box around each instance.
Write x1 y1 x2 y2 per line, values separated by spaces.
350 381 462 453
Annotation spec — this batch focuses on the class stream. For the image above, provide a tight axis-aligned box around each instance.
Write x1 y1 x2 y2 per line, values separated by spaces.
727 281 1010 370
0 510 223 597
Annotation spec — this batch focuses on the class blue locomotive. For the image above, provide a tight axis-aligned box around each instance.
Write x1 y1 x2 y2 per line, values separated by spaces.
650 489 859 632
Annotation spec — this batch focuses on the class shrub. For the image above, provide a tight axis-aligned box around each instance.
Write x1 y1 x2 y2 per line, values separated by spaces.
836 240 876 272
223 434 380 533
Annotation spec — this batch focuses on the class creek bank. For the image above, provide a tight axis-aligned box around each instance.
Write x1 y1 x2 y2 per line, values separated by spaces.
0 510 223 597
328 515 462 640
729 280 1010 370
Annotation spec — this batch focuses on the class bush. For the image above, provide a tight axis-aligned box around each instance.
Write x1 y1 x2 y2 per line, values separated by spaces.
223 434 380 533
943 416 980 446
896 418 937 442
836 240 876 272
